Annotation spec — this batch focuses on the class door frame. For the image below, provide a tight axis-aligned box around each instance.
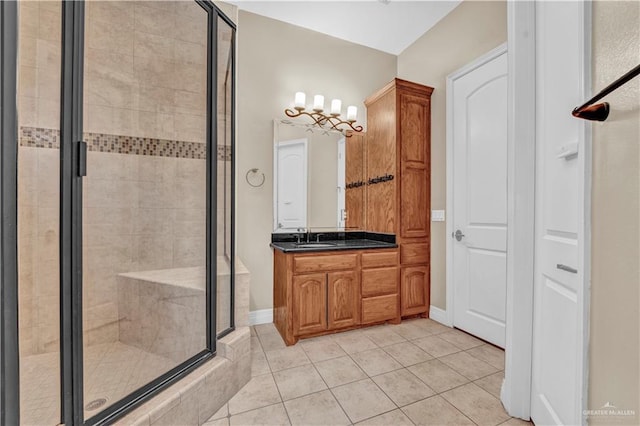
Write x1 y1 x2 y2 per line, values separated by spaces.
444 2 592 420
445 42 508 328
500 1 592 421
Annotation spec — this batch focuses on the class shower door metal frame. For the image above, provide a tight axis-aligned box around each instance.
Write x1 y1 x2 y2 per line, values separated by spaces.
0 1 20 425
215 10 237 341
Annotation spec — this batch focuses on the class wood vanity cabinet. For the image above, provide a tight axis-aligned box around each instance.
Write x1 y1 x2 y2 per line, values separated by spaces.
361 250 400 324
364 79 433 318
273 248 399 345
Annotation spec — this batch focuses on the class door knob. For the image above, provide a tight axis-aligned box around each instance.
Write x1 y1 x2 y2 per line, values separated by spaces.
452 229 465 241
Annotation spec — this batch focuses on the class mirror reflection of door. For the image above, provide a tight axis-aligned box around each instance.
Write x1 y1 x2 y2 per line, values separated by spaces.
273 120 366 232
275 139 308 230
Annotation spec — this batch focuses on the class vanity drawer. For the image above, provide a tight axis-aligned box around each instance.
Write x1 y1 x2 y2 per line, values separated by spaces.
362 267 398 297
400 243 429 265
362 294 398 324
293 253 358 274
361 251 398 269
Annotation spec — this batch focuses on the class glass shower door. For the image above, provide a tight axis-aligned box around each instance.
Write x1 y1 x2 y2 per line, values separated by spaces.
7 1 235 423
81 1 209 420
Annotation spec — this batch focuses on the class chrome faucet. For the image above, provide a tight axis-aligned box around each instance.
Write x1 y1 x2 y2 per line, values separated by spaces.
296 227 308 244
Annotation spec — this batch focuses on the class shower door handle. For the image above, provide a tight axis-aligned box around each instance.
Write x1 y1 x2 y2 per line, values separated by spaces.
78 141 87 177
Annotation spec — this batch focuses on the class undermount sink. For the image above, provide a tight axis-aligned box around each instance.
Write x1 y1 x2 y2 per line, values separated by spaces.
295 243 336 248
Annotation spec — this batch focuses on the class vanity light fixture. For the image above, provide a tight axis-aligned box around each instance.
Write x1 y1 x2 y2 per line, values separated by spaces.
285 92 364 136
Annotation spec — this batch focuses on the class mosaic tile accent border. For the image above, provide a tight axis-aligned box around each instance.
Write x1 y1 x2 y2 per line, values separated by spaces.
19 127 232 161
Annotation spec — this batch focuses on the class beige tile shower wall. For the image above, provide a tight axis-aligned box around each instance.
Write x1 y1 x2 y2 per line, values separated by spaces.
83 153 207 347
17 1 62 357
18 147 208 355
18 147 60 356
18 1 237 356
80 0 210 350
83 1 207 143
17 1 61 130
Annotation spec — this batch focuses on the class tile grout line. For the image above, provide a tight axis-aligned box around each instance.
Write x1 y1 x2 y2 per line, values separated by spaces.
305 345 358 426
230 328 286 422
269 367 293 425
335 332 408 424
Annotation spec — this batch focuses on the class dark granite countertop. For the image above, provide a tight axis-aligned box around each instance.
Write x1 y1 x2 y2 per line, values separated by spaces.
270 232 397 253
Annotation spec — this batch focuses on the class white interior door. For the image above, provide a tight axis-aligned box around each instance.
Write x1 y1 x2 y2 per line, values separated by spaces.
275 139 307 230
531 2 589 424
450 46 508 348
337 138 346 228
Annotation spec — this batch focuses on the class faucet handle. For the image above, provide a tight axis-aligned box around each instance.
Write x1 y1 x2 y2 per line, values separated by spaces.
315 233 325 243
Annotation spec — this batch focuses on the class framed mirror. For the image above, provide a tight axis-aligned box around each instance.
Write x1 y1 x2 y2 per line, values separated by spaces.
273 119 365 232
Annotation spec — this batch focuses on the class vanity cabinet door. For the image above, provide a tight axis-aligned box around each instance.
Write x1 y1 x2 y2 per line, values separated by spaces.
293 274 327 336
327 271 360 330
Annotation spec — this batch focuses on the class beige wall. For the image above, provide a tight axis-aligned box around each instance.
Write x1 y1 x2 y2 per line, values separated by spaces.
397 1 507 309
589 1 640 422
237 11 397 311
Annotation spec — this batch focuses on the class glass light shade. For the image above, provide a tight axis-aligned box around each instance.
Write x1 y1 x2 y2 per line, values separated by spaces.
313 95 324 111
347 105 357 121
330 99 342 115
294 92 306 109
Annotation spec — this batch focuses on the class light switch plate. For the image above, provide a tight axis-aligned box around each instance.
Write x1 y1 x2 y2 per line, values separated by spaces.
432 210 445 222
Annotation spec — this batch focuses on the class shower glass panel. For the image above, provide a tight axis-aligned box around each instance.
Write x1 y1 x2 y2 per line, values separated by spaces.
82 1 208 419
16 1 62 425
217 16 234 335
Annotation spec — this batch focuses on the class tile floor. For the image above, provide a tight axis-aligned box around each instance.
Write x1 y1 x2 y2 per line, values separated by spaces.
204 319 533 426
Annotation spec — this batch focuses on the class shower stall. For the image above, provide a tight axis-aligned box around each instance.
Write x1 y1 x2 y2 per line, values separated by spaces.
0 1 236 424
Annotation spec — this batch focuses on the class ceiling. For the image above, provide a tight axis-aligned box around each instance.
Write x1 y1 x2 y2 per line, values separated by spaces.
229 1 462 55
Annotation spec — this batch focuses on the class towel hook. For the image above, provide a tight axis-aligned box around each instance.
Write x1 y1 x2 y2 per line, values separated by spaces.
245 168 265 187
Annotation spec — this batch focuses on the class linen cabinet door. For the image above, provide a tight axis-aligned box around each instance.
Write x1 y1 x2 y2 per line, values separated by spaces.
327 271 360 330
293 274 327 336
399 92 430 239
401 266 429 316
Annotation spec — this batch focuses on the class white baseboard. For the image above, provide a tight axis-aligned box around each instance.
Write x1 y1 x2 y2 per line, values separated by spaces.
249 309 273 326
429 305 450 326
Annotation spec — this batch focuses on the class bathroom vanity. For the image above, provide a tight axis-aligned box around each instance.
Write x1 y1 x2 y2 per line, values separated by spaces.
271 234 399 345
272 78 433 345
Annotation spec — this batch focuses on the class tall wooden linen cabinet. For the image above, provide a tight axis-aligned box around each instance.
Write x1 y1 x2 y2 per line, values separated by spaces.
364 78 433 317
